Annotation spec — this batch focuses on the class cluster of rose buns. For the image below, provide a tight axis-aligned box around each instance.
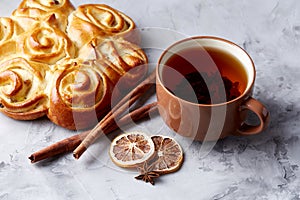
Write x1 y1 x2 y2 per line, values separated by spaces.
0 0 148 130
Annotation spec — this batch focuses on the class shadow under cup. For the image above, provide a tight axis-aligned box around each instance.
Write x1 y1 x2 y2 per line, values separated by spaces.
156 36 270 141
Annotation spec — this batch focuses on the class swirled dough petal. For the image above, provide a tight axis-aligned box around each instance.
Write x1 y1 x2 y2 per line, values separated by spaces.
0 18 24 62
16 22 76 65
12 0 75 31
67 4 136 48
0 57 50 120
0 17 23 45
48 59 112 130
79 37 148 88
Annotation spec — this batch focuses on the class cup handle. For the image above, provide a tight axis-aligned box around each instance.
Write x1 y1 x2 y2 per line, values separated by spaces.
237 97 270 135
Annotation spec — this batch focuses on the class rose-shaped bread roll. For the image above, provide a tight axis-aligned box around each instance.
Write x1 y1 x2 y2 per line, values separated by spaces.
16 22 76 66
67 4 136 48
49 37 148 130
78 37 148 93
0 57 49 120
12 0 75 31
0 2 148 130
48 59 112 130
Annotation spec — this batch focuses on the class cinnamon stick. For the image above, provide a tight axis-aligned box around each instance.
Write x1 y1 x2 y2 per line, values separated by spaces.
28 131 89 163
29 102 158 163
73 70 156 159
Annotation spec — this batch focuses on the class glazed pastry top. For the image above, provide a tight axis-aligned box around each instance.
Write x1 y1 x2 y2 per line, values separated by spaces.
0 0 147 130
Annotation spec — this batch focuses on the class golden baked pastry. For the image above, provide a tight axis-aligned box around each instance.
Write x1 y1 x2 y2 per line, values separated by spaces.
0 0 148 130
12 0 75 31
0 57 49 120
16 21 76 65
0 17 23 44
67 4 137 48
49 38 147 130
0 17 23 62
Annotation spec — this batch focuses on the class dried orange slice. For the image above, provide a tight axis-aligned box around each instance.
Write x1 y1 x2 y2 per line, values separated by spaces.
109 131 155 168
149 135 183 174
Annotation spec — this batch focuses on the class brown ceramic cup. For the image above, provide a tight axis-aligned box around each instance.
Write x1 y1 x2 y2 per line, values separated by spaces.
156 36 270 141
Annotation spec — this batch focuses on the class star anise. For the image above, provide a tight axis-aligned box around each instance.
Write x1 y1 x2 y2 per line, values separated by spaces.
135 162 160 185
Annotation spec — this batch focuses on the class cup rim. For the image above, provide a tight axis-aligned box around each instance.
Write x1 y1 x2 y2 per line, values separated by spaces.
156 35 256 107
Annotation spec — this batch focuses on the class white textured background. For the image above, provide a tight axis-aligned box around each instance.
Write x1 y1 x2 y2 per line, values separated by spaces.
0 0 300 199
